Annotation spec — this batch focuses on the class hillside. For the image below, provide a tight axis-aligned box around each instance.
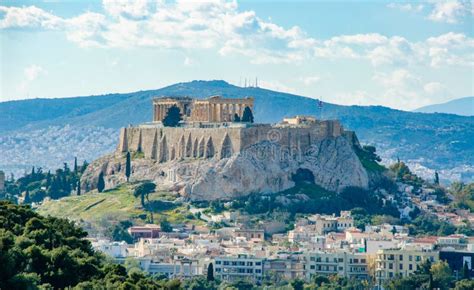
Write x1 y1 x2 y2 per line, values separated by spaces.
1 80 473 182
414 96 474 116
37 183 201 236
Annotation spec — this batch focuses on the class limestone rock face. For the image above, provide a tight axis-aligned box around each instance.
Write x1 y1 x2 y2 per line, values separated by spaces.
81 135 369 201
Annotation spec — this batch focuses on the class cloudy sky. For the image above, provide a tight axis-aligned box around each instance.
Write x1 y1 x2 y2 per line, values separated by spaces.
0 0 473 110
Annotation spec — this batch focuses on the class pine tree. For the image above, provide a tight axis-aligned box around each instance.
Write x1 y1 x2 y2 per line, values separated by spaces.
97 172 105 193
125 151 131 182
81 160 89 173
162 105 182 127
241 106 254 123
207 263 214 281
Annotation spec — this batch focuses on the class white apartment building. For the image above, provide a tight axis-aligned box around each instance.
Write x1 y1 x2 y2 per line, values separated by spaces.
214 254 264 283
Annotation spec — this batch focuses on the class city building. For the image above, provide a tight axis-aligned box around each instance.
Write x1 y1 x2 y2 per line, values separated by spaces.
375 248 438 285
439 250 474 280
214 254 264 283
233 229 265 242
128 224 161 239
305 251 369 280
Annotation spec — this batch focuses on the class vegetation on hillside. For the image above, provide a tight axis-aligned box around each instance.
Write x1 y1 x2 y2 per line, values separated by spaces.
0 201 181 289
1 158 88 204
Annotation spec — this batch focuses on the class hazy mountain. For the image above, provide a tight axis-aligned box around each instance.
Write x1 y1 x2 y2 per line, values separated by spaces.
414 96 474 116
1 80 473 182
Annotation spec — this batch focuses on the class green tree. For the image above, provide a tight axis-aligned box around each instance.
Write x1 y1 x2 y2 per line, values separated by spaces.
241 106 254 123
290 279 304 290
23 190 31 204
233 113 241 122
133 182 156 208
74 157 78 174
207 263 214 281
454 279 474 290
462 260 470 280
434 171 440 185
76 181 81 196
160 219 172 232
97 172 105 193
162 105 182 127
430 260 453 290
125 151 131 182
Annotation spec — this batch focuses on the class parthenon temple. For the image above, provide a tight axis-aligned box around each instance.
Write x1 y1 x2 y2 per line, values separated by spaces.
153 96 254 123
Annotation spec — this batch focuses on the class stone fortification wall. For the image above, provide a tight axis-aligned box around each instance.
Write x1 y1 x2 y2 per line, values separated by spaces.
116 120 345 162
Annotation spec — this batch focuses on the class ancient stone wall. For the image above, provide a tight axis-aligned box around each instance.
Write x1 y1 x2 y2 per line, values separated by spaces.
117 120 345 163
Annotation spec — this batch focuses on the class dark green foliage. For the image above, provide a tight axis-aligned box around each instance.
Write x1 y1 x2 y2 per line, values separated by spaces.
435 171 440 185
133 181 156 208
125 151 131 182
389 161 424 188
76 181 81 196
183 276 218 290
162 105 182 127
290 279 304 290
455 279 474 290
0 201 181 289
462 261 470 279
97 172 105 193
354 145 385 172
233 113 241 122
241 106 254 123
409 214 456 236
3 160 88 203
207 263 214 281
107 221 134 244
160 219 172 232
74 157 78 174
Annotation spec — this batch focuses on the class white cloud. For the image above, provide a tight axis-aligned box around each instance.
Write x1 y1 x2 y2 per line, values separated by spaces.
0 2 472 69
428 0 469 23
184 56 195 66
424 82 446 94
300 76 321 86
24 65 46 81
0 5 62 29
387 3 424 12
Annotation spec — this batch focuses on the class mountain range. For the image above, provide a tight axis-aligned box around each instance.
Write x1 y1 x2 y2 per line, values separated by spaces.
1 80 473 182
414 96 474 116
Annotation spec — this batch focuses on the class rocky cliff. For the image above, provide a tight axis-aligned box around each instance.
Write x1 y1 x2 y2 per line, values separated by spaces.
81 134 370 201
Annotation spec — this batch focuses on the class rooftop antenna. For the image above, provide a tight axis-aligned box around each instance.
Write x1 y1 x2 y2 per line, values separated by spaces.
256 77 258 88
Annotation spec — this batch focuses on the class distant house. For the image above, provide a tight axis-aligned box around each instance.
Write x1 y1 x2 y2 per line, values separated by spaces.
128 224 161 239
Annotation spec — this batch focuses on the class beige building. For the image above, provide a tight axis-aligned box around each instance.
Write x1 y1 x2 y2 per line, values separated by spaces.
375 248 438 284
153 96 254 123
305 251 369 280
282 115 316 126
308 211 354 235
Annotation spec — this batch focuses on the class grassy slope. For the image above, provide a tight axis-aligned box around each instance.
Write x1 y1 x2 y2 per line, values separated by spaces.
37 184 202 234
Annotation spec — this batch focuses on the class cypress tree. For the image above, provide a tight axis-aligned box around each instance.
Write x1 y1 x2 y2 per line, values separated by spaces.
233 113 241 122
97 172 105 193
74 157 78 174
24 190 30 204
207 263 214 281
77 181 81 196
241 106 254 123
434 171 440 185
462 260 470 279
162 105 182 127
125 151 131 182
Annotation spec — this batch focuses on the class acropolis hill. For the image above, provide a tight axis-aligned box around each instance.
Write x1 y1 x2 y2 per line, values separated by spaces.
82 95 372 200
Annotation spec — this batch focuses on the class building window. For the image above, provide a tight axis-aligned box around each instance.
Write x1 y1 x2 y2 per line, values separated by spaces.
409 264 413 270
310 265 315 269
416 256 421 262
354 259 359 264
310 257 315 261
409 255 413 262
256 262 262 266
216 261 221 265
338 258 343 262
361 259 366 263
232 262 237 266
255 269 261 273
399 255 403 261
247 269 253 273
389 263 393 270
399 264 403 270
247 262 253 266
223 261 229 265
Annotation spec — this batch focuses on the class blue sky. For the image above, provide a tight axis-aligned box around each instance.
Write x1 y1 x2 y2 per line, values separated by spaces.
0 0 473 110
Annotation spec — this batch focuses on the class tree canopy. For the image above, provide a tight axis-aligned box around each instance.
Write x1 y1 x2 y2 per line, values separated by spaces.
162 105 182 127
